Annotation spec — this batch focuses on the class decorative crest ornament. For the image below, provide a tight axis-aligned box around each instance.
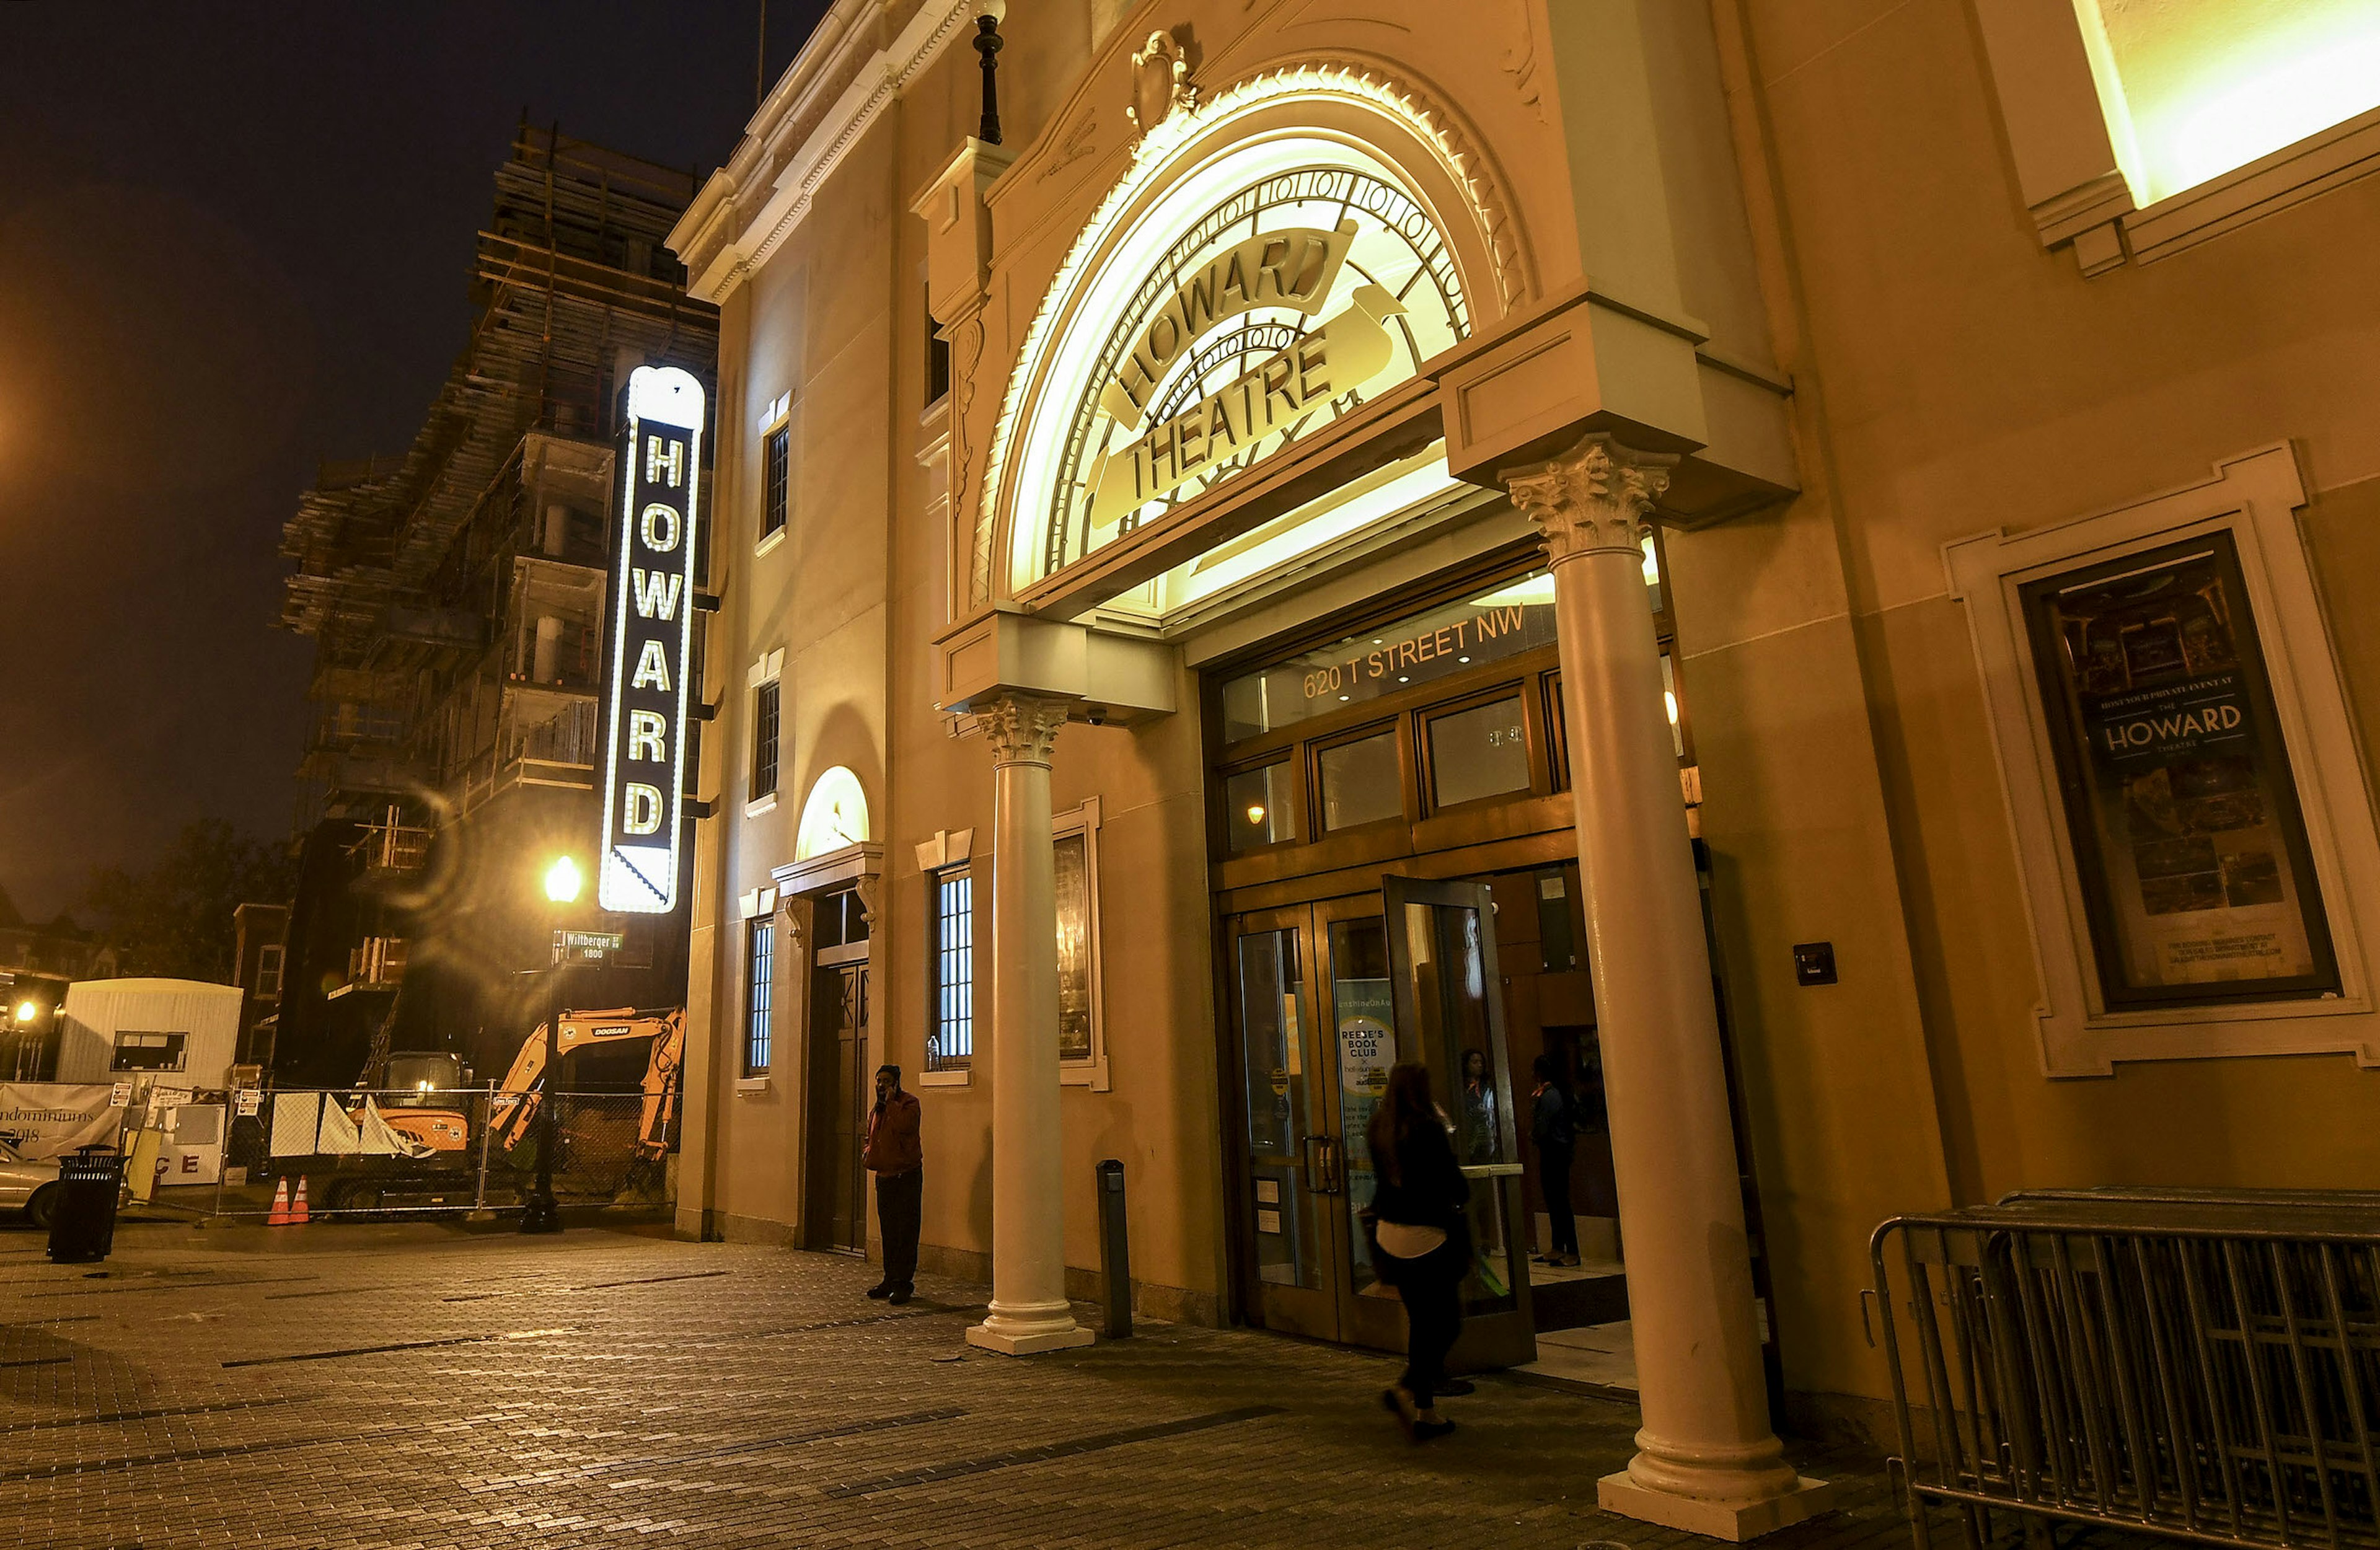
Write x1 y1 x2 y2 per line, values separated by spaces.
1501 433 1678 561
1126 30 1197 141
972 692 1070 767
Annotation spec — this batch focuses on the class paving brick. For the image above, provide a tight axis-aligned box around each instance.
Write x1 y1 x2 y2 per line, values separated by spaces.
0 1222 2157 1550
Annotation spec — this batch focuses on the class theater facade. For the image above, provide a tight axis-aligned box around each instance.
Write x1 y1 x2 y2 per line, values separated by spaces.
666 1 2380 1536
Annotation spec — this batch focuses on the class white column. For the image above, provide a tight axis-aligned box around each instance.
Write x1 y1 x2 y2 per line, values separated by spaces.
964 691 1095 1356
1504 434 1831 1541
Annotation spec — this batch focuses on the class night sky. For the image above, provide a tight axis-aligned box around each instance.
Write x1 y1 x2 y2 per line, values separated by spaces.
0 3 827 922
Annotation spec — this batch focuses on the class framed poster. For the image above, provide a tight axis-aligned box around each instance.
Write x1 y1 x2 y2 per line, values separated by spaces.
1054 796 1109 1089
2020 531 2339 1008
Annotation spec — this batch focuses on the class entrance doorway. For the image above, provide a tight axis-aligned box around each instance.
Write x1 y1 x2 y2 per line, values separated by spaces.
803 886 872 1255
1225 877 1535 1368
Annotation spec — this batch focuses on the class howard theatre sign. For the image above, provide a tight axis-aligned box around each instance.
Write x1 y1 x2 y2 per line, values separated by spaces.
599 365 706 914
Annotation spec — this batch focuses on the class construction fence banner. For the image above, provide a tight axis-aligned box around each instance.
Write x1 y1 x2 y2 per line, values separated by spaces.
267 1092 438 1160
0 1083 126 1160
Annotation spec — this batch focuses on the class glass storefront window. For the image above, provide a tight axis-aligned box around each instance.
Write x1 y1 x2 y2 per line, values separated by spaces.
1224 763 1294 853
1427 695 1529 809
1317 729 1402 832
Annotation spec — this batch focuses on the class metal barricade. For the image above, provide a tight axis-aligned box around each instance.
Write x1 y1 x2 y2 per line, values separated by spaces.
1871 1190 2380 1550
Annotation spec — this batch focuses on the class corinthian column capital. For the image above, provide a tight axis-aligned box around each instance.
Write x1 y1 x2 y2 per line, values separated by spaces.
1501 433 1678 562
972 692 1069 768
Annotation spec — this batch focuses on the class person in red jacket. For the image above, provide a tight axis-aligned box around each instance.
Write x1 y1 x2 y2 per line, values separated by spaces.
863 1064 923 1304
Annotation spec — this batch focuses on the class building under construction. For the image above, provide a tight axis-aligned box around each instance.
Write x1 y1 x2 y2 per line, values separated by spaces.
275 126 718 1090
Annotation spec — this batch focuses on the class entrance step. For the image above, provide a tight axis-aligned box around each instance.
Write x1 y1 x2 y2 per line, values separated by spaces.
1519 1318 1637 1393
1529 1257 1628 1331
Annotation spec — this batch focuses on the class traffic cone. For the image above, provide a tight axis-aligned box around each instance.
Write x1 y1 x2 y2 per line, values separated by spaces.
268 1176 293 1226
291 1176 311 1225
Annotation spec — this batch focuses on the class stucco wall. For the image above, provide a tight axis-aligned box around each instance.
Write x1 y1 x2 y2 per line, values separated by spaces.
1735 0 2380 1237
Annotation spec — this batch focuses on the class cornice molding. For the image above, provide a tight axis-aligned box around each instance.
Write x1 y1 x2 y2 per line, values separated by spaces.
672 0 981 302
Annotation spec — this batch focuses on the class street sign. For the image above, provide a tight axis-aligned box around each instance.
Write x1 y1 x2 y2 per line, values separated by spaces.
553 928 625 964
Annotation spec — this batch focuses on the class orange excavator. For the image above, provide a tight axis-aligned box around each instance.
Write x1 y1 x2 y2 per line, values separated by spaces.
486 1006 686 1162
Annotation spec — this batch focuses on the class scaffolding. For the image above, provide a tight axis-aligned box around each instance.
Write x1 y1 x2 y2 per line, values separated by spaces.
279 125 718 829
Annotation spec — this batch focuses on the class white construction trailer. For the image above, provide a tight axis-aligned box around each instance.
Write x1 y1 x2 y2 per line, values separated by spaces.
58 979 244 1091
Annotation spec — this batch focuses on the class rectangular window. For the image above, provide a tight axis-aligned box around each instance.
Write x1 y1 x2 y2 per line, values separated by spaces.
2021 531 2338 1008
751 680 780 799
255 944 284 1000
1426 694 1531 809
744 918 774 1075
111 1032 187 1073
927 870 974 1072
926 299 951 405
762 425 790 540
1223 762 1295 854
1316 728 1403 832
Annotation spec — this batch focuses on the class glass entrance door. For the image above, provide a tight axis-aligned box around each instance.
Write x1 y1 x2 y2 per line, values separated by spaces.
1226 897 1404 1346
1382 874 1538 1370
1227 886 1534 1363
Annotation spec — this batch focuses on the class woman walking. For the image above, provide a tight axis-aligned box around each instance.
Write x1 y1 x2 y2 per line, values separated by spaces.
1368 1060 1469 1442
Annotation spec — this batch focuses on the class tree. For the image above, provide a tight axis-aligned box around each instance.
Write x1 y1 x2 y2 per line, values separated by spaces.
84 819 296 982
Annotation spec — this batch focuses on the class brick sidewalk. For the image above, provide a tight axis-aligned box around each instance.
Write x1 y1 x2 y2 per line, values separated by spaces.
1 1221 1926 1549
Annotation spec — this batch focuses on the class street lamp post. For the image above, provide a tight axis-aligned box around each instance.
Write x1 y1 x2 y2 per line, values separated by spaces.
519 855 581 1236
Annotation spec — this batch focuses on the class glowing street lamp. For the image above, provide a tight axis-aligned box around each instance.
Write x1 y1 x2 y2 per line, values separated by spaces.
544 855 582 904
12 1001 34 1024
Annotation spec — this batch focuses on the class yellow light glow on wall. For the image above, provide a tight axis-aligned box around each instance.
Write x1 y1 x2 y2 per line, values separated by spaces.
2082 0 2380 205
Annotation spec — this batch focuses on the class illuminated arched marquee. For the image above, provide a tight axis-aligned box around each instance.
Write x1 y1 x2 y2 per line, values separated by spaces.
981 66 1527 619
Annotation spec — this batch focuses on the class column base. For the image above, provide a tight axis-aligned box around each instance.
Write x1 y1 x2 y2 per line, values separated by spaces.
966 1321 1096 1357
1598 1473 1835 1541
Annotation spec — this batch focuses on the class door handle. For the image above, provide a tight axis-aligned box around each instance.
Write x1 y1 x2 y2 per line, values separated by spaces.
1302 1134 1341 1195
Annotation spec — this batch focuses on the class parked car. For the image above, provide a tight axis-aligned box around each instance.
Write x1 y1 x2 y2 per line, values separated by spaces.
0 1137 63 1229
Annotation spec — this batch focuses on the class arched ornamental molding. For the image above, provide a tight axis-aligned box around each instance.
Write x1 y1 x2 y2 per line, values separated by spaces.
971 59 1537 615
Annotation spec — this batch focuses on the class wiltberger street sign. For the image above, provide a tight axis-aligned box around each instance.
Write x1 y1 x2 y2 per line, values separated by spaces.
599 366 705 914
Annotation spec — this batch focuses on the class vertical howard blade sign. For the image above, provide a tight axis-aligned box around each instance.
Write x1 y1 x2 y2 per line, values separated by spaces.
599 366 705 913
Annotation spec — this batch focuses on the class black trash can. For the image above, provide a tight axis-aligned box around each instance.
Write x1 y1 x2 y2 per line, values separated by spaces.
46 1147 125 1265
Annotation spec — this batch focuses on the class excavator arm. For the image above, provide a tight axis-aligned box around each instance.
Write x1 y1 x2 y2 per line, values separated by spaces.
488 1008 684 1156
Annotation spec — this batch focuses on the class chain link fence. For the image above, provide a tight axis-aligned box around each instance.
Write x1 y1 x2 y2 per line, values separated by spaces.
187 1088 676 1220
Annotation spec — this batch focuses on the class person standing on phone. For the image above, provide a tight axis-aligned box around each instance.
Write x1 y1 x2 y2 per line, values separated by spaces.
863 1065 923 1305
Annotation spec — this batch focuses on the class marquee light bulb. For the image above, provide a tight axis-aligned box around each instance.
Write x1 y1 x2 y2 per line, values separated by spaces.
544 855 583 904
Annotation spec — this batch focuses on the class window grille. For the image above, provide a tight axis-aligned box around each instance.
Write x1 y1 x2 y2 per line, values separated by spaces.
762 426 790 539
927 870 973 1071
746 917 774 1075
751 680 780 799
